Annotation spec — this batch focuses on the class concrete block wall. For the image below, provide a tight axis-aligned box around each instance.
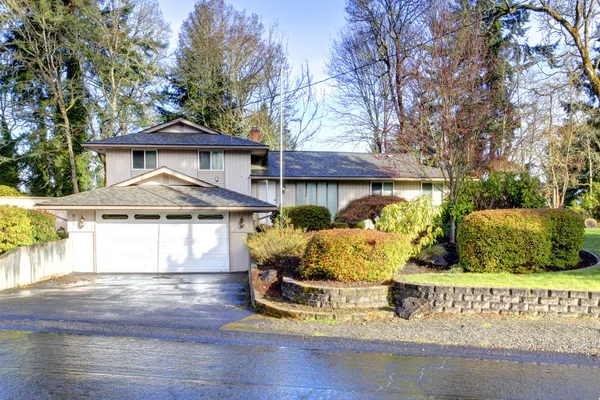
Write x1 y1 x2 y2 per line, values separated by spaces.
0 239 74 291
281 277 391 309
394 281 600 317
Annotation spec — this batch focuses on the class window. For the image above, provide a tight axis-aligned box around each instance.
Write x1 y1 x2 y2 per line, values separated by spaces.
198 151 224 170
134 214 160 220
296 181 338 218
422 182 444 205
198 214 224 220
102 214 129 220
166 214 193 220
371 182 394 196
132 150 157 170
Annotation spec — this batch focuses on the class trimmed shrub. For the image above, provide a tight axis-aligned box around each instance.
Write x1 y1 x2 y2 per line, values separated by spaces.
376 195 443 255
337 195 405 224
285 205 331 231
28 210 59 243
457 209 584 273
331 222 349 229
243 225 309 265
301 229 412 282
0 185 22 197
0 205 33 254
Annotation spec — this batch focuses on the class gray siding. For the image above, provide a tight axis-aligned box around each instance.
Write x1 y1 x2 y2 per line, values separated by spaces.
229 212 253 272
224 151 251 195
338 181 370 210
394 181 422 201
105 149 131 186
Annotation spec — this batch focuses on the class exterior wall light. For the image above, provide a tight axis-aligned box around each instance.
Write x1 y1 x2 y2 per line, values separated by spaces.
239 217 245 228
78 216 86 229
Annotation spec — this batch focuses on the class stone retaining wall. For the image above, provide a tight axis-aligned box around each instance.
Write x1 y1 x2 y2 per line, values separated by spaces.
281 277 391 309
394 280 600 317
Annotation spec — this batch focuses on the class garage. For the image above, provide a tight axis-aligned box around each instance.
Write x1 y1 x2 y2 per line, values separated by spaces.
95 211 229 273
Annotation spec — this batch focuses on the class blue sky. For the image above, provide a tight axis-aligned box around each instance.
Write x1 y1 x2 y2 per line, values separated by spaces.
157 0 352 151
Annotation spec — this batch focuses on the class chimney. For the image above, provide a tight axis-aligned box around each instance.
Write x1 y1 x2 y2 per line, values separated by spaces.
250 126 260 143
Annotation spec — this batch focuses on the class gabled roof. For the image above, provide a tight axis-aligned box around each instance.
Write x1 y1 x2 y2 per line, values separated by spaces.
82 118 269 152
37 186 277 211
250 151 445 180
114 167 215 187
140 117 220 135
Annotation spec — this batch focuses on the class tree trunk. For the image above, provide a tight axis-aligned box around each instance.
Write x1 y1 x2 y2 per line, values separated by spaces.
450 215 456 244
59 106 79 193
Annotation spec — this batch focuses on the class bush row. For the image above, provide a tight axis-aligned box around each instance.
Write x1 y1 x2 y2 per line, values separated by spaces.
457 209 584 273
301 229 412 282
0 205 59 254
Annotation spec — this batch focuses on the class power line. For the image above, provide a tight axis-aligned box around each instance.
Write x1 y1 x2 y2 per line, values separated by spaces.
240 1 528 110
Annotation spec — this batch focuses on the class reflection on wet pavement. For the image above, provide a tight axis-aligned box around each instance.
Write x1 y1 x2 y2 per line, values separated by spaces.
0 331 599 399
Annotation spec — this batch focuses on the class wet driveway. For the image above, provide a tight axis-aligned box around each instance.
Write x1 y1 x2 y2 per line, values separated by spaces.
0 273 252 330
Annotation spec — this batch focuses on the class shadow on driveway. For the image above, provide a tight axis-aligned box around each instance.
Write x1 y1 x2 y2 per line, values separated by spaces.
0 273 253 331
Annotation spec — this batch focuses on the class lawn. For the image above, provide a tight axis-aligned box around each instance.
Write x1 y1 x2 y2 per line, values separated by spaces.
399 229 600 291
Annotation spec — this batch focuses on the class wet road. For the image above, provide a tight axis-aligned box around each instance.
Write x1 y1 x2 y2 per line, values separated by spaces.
1 331 599 399
1 274 600 398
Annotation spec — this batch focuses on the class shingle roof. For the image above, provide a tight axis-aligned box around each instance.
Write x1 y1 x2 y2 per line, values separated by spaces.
39 186 276 210
83 132 268 148
251 151 444 180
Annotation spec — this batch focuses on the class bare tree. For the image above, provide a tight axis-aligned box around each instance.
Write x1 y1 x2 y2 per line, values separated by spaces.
400 4 506 242
502 0 600 104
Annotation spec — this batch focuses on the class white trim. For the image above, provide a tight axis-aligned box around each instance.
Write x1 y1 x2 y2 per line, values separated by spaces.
198 150 224 171
141 118 221 135
370 181 394 196
114 166 215 188
131 149 158 170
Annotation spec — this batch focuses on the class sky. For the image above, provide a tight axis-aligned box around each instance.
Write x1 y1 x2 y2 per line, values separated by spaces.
157 0 352 151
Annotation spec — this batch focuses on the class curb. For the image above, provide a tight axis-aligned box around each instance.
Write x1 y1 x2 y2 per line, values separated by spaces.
253 295 395 321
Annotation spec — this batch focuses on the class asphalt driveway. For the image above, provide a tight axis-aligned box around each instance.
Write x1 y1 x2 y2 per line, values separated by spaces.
0 273 253 330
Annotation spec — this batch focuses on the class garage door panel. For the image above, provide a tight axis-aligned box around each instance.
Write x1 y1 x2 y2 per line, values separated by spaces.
96 223 159 273
158 223 229 273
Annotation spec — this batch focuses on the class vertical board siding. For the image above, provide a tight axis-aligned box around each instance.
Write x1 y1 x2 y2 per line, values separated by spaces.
395 181 422 201
106 149 131 186
224 151 251 195
229 212 253 272
158 149 197 176
338 181 370 210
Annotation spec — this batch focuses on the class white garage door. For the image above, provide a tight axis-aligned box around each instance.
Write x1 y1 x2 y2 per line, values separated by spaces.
96 211 229 273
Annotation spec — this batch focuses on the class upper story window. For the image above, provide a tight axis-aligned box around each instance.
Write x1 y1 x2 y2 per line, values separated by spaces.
199 150 223 171
132 150 157 170
371 181 393 196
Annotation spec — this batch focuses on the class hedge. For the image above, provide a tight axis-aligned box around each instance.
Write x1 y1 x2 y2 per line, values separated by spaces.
28 210 59 243
457 209 584 273
0 205 34 254
0 185 22 197
301 229 412 282
284 205 331 231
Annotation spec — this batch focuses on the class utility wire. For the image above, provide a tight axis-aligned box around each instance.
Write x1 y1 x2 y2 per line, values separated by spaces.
239 0 528 110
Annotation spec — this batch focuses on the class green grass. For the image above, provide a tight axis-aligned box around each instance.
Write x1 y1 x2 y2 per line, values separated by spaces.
399 229 600 291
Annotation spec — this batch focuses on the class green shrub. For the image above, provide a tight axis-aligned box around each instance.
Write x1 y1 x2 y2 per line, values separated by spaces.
444 171 546 228
0 185 22 197
331 222 349 229
243 225 309 265
301 229 412 282
457 209 584 273
337 195 405 224
28 210 59 243
0 205 33 254
285 205 331 231
376 195 443 255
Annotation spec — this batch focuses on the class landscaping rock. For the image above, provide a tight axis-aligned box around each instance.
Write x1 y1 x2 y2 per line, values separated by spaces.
262 269 278 284
396 297 430 320
585 218 598 228
424 255 448 268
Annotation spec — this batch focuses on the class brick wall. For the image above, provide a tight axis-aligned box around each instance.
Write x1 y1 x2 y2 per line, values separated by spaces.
394 280 600 317
281 277 391 309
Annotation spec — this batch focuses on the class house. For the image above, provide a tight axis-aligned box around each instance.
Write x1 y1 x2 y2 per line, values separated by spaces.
38 118 444 274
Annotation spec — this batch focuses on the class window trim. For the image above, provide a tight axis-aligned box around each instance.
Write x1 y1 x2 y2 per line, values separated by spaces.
198 150 224 171
371 181 394 196
131 149 158 170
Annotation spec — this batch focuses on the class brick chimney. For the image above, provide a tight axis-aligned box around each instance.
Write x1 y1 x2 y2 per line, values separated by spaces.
249 126 260 143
